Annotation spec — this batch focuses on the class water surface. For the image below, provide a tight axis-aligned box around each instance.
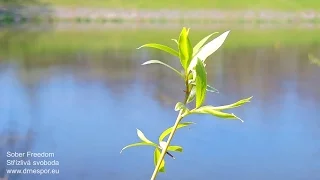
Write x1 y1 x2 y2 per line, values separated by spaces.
0 25 319 180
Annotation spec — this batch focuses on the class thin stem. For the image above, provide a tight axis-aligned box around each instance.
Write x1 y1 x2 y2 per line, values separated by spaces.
150 110 184 180
150 75 190 180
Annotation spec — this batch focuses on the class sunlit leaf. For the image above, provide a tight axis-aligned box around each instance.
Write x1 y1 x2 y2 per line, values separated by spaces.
187 70 196 96
158 142 177 159
167 145 183 152
159 122 195 142
187 87 196 104
190 106 244 122
174 102 189 113
193 32 219 56
137 43 179 57
188 30 230 72
187 72 194 83
137 129 154 144
171 39 179 46
142 60 183 79
159 141 167 149
154 148 166 172
209 96 252 110
120 142 157 153
175 102 184 111
195 58 207 108
178 27 193 70
207 84 219 93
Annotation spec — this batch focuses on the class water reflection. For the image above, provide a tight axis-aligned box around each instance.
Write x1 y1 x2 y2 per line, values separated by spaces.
0 42 319 180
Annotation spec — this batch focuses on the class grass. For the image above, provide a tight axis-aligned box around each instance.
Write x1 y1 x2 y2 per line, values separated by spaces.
1 29 320 57
37 0 319 10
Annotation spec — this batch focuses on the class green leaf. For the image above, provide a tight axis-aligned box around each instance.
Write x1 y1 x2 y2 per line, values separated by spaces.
191 106 244 122
171 39 179 45
154 148 165 172
191 83 218 93
167 145 183 152
142 60 183 79
187 86 196 104
195 58 207 108
210 96 252 110
136 129 155 144
120 142 157 153
158 122 195 142
193 32 219 56
207 84 219 93
175 102 184 111
137 43 179 57
174 102 189 114
159 141 183 152
178 27 193 70
188 30 230 72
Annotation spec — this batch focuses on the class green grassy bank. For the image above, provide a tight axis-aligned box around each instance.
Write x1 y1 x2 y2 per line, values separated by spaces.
38 0 319 10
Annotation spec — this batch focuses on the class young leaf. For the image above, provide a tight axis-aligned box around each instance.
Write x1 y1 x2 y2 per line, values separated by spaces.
207 84 219 93
208 96 252 110
195 58 207 108
175 102 184 111
137 129 155 144
158 142 178 159
171 39 179 45
190 106 244 122
188 30 230 72
158 122 195 142
193 32 219 56
178 27 193 70
142 60 183 79
174 102 189 113
154 148 166 172
167 145 183 152
159 141 167 149
120 142 157 153
187 87 196 104
137 43 179 57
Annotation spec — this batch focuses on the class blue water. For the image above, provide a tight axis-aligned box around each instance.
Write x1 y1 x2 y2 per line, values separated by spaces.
0 41 320 180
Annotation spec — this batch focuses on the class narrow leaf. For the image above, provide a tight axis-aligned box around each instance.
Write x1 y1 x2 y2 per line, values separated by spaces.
137 43 179 57
175 102 184 111
154 148 166 172
207 84 219 93
195 58 207 108
178 27 193 70
120 142 157 153
193 32 219 56
159 122 195 142
158 142 177 159
159 141 167 149
209 96 252 110
187 87 196 104
174 102 189 114
171 39 179 45
191 106 244 122
187 72 194 83
136 129 154 144
188 30 230 72
167 145 183 152
142 60 183 79
174 102 189 113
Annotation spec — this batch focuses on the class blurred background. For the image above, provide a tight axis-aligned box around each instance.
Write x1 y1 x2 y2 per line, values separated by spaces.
0 0 320 180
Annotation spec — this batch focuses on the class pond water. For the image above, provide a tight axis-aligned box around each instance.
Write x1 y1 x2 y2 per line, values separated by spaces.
0 24 319 180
